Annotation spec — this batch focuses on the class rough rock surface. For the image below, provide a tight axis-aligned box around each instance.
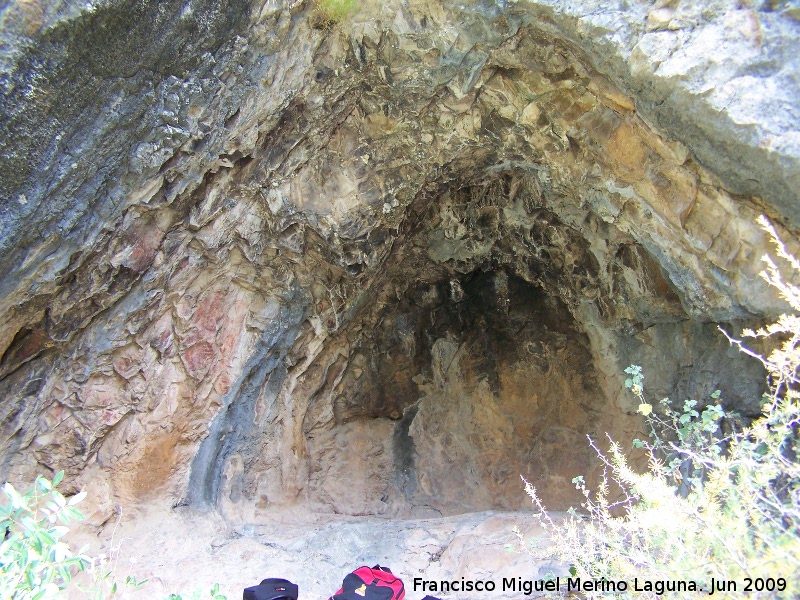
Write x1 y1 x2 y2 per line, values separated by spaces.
1 0 799 530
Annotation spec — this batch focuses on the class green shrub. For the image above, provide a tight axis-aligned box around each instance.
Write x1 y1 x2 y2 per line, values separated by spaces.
312 0 360 25
0 472 225 600
0 471 91 599
524 218 800 599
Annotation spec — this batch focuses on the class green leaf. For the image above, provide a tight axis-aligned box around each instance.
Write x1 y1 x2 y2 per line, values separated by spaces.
51 492 66 509
63 556 86 570
50 525 69 539
125 574 149 589
37 529 56 547
58 565 71 584
27 567 36 589
67 491 86 506
4 483 26 510
64 506 85 521
23 515 40 533
52 471 64 487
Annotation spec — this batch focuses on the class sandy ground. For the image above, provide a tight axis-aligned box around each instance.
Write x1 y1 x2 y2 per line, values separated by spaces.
67 505 569 600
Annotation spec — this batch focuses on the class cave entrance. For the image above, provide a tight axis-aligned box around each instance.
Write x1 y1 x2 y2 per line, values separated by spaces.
299 267 607 517
208 174 764 522
265 177 620 518
384 268 604 514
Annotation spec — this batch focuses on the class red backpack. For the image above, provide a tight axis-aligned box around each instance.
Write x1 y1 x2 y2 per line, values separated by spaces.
329 565 405 600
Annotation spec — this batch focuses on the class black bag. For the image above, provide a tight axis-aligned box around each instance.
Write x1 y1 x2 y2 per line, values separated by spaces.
243 578 298 600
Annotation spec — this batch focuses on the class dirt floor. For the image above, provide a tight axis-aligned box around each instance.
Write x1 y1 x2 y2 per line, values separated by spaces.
67 506 569 599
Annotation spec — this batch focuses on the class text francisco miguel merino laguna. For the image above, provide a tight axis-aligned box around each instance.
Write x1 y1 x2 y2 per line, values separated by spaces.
412 576 764 595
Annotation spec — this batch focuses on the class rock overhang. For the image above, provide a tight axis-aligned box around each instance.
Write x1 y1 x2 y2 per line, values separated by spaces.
0 0 797 519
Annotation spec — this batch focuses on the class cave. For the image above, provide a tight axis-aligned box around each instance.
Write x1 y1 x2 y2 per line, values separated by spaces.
1 0 798 596
183 173 767 523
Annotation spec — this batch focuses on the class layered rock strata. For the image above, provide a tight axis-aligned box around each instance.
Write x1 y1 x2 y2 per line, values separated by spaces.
1 0 798 522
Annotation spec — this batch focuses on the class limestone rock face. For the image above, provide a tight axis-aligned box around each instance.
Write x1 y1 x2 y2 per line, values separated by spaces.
0 0 798 522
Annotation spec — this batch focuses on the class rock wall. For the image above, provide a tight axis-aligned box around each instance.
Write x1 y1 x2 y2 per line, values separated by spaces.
1 0 798 523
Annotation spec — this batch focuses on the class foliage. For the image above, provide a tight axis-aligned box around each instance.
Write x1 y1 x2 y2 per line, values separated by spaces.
0 471 91 599
312 0 360 24
524 218 800 599
0 472 226 600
